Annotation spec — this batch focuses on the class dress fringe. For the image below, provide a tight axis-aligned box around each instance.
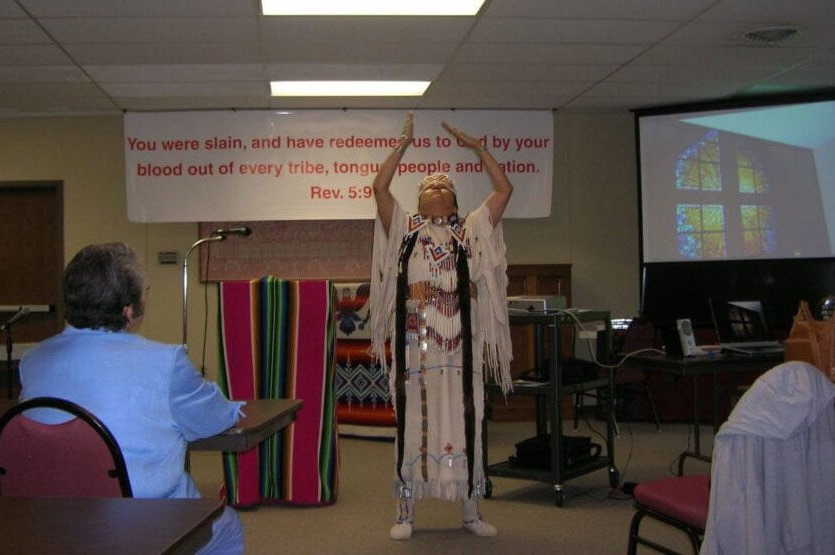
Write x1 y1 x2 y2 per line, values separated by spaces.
393 479 486 502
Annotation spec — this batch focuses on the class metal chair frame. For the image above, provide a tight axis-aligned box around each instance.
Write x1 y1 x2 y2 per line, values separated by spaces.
0 396 132 497
628 502 704 555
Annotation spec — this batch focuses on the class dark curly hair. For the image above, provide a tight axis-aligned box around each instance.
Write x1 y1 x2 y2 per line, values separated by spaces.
64 243 147 331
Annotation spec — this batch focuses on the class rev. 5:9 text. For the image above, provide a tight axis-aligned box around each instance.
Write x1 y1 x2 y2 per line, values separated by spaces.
310 185 372 200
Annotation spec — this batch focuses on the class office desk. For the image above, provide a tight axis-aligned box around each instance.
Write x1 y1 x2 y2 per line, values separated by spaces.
0 496 223 554
633 351 782 474
188 398 303 451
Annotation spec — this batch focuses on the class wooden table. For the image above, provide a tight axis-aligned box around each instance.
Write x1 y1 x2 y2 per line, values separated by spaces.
188 398 303 451
0 496 223 554
633 351 782 474
0 398 304 453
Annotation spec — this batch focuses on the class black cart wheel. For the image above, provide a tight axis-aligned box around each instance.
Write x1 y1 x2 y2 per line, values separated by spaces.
484 477 493 499
554 485 564 507
608 466 620 488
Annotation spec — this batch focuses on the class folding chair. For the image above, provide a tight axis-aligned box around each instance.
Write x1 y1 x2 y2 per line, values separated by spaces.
627 473 710 554
0 396 132 497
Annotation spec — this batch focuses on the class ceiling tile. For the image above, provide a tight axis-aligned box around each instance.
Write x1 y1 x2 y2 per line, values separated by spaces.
0 44 74 65
666 20 835 48
18 0 255 17
119 96 266 112
102 81 265 98
634 44 820 67
38 16 258 43
445 62 620 82
697 0 835 23
265 63 443 80
468 17 681 44
0 0 27 17
1 1 833 115
0 65 88 83
64 42 261 65
455 42 647 64
259 16 475 42
0 17 53 43
484 0 716 20
261 41 456 64
430 79 593 98
86 64 265 83
0 81 117 116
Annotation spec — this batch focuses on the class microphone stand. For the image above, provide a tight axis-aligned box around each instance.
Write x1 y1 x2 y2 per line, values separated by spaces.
4 322 21 400
2 307 33 398
179 227 249 471
5 325 12 399
182 235 225 352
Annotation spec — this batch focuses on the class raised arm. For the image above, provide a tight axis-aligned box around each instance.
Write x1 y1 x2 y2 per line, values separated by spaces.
442 122 513 225
372 112 414 235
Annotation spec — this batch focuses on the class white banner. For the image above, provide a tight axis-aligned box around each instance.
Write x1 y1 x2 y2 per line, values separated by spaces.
124 110 553 222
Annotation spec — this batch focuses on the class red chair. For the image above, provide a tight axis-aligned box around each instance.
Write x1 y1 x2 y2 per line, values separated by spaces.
627 473 710 555
0 397 132 497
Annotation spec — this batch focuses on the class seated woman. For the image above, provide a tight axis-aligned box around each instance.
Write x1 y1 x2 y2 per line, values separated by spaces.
19 242 245 555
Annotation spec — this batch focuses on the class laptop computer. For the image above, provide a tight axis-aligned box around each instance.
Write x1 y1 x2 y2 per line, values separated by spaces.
709 298 785 356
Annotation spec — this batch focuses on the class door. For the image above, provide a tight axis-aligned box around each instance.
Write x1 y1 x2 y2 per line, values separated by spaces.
0 181 63 393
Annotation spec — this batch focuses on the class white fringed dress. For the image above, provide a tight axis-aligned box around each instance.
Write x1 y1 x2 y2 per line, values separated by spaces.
370 200 512 502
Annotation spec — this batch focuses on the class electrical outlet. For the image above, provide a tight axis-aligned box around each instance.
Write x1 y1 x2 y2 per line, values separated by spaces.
157 251 179 265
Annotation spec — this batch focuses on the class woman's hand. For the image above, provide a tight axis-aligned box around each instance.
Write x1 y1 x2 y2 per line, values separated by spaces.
442 121 482 150
396 112 414 154
442 121 512 225
401 112 414 142
374 112 414 234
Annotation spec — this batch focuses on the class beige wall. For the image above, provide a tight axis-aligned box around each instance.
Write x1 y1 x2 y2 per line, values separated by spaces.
0 116 204 368
0 111 640 378
502 111 640 315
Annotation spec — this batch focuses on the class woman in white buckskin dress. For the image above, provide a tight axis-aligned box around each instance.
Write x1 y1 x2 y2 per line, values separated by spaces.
369 113 514 541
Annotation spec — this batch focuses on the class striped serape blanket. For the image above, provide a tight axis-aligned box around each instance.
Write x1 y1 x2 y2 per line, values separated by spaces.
218 277 338 506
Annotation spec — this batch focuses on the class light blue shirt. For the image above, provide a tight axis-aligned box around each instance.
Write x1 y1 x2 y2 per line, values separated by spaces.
19 325 244 500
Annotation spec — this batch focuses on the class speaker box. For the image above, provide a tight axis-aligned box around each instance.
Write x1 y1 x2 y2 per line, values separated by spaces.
660 319 700 357
661 319 701 356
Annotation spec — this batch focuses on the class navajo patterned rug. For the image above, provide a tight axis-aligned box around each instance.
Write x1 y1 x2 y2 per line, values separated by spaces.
333 281 395 436
218 277 338 507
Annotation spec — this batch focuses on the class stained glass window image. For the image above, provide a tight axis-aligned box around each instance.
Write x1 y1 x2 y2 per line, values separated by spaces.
741 205 776 255
676 204 726 259
728 305 758 338
676 130 721 191
672 131 778 260
737 149 769 194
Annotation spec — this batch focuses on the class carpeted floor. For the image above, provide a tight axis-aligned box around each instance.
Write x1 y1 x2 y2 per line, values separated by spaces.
190 418 713 554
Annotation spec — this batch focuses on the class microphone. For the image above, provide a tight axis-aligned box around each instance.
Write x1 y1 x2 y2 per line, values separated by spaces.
1 307 30 331
212 226 252 237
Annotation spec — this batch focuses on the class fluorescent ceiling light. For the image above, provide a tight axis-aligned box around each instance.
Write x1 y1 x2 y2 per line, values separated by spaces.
271 81 430 97
262 0 484 16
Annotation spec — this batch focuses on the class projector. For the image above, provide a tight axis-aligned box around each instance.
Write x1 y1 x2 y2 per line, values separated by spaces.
508 295 567 312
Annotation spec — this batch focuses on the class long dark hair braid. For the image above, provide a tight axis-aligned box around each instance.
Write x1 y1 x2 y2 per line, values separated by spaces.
394 231 419 486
